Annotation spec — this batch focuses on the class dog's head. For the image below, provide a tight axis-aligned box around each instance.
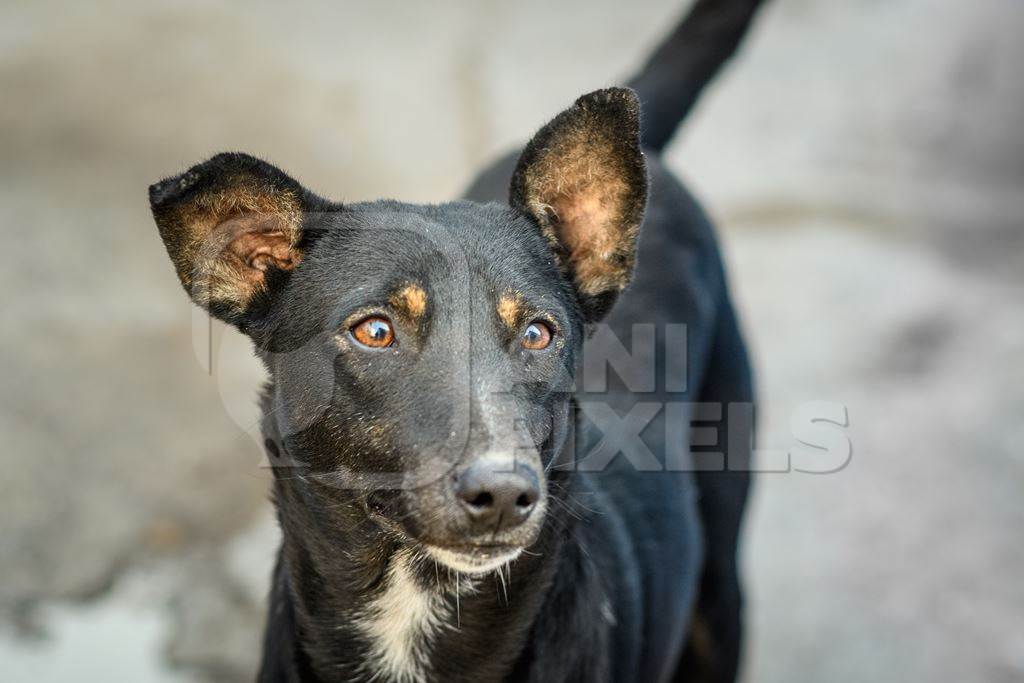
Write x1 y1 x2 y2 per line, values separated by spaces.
149 89 647 573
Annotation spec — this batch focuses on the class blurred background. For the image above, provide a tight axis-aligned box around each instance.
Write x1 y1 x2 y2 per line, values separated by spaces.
2 0 1022 681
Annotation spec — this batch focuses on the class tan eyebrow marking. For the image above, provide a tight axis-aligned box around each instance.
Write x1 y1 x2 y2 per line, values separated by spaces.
496 292 524 330
390 283 428 322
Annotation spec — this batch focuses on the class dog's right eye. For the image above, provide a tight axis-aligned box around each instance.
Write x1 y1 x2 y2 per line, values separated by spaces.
350 316 395 349
521 321 553 350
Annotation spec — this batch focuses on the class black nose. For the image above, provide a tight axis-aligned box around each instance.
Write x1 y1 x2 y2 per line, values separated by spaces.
454 461 540 534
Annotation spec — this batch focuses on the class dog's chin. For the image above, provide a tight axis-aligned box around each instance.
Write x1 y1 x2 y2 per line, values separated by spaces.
423 544 523 575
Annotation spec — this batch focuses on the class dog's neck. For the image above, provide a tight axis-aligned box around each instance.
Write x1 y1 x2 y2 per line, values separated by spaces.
261 445 576 683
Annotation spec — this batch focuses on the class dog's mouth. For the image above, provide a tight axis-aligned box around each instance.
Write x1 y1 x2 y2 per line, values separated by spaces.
362 495 533 574
423 543 523 574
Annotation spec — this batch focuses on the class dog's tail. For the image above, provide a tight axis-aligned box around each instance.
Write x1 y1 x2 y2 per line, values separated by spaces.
627 0 767 152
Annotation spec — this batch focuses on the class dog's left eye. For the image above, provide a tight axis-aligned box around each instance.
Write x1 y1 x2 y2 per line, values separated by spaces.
521 321 553 350
351 316 395 349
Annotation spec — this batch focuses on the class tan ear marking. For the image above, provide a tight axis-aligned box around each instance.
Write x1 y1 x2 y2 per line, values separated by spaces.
523 130 639 297
167 187 302 310
510 88 647 314
150 153 313 323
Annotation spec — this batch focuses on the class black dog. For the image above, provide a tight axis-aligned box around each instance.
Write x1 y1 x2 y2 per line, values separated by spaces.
149 2 763 681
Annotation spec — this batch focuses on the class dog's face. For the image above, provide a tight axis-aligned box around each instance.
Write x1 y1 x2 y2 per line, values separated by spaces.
150 89 647 573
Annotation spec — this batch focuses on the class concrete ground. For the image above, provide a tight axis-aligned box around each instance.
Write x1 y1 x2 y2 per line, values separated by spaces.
1 0 1022 680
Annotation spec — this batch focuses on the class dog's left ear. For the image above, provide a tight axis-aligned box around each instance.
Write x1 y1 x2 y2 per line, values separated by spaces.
149 152 315 327
510 88 648 321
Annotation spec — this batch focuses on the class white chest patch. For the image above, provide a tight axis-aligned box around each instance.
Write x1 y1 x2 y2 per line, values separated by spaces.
353 550 450 683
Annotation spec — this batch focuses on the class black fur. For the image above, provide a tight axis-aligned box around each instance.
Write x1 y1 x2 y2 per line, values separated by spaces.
148 2 764 681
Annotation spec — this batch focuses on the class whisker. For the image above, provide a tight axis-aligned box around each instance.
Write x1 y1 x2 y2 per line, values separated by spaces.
496 562 509 605
454 573 461 629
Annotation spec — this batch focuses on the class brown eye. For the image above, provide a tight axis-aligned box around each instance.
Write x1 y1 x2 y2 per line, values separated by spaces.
521 321 553 350
351 317 395 348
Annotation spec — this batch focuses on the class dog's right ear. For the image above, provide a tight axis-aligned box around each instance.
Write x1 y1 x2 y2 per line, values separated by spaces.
509 88 647 322
149 153 315 327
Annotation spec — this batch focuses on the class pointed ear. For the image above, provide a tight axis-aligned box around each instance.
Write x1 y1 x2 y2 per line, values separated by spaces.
510 88 648 321
149 153 314 326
